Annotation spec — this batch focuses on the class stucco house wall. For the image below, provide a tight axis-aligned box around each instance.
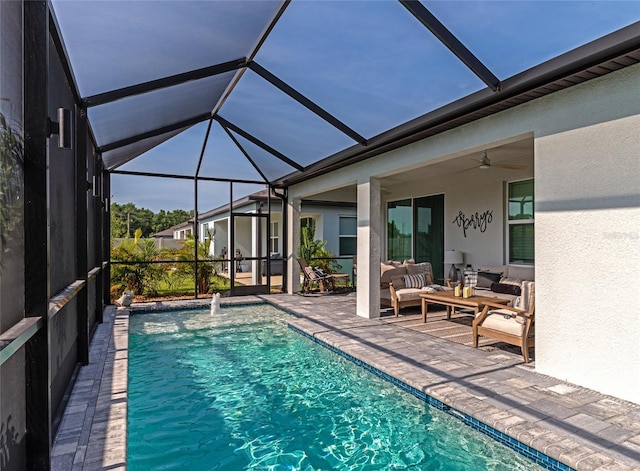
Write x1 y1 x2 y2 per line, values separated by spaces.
533 78 640 403
287 62 640 404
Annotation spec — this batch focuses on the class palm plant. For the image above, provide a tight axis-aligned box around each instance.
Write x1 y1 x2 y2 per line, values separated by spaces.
171 235 215 295
298 219 341 273
111 228 165 297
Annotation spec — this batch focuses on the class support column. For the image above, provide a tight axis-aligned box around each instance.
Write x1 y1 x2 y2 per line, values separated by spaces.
101 168 110 312
286 197 301 294
75 106 89 364
251 215 259 285
24 1 52 468
356 177 381 318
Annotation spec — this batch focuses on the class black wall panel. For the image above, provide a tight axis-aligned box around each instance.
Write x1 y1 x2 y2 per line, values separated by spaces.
47 35 77 296
87 277 97 333
1 1 28 470
46 26 79 434
49 299 78 418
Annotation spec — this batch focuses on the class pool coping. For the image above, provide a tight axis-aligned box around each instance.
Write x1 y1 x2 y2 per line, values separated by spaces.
289 324 566 470
51 296 640 470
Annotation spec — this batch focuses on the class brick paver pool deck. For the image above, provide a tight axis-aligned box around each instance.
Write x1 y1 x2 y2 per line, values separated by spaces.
52 293 640 471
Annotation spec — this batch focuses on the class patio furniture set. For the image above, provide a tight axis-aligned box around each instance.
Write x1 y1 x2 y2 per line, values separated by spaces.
383 261 536 363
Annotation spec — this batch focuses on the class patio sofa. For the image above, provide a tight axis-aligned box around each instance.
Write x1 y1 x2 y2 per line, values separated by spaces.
380 260 416 307
464 265 535 306
380 261 446 315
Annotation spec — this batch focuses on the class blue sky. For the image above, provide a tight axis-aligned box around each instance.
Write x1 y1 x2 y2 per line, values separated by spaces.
52 0 640 213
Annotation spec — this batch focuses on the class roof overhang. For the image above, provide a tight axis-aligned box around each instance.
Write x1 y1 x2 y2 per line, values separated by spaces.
275 21 640 187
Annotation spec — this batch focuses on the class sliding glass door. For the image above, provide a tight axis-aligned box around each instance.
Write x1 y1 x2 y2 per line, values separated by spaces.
387 194 444 280
414 194 444 280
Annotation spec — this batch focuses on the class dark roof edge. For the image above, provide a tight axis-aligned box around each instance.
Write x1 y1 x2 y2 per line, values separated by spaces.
301 200 357 208
198 190 272 219
276 21 640 187
198 191 355 219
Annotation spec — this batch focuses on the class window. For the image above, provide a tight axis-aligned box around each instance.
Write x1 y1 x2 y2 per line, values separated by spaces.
387 199 412 261
507 179 534 264
202 223 212 241
270 221 279 254
339 216 357 256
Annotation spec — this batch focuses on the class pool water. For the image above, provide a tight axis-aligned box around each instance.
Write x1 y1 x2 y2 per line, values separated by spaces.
128 305 542 470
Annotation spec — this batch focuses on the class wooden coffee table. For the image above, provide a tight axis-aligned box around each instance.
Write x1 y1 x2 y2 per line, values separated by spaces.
419 291 510 323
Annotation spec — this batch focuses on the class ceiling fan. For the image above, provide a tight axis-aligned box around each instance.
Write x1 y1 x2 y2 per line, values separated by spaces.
472 151 527 170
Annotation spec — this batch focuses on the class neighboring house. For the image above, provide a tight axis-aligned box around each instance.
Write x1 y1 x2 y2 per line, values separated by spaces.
170 220 194 240
285 61 640 404
152 227 175 239
197 189 356 283
151 224 192 250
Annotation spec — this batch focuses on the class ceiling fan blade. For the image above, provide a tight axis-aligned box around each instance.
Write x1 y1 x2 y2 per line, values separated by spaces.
493 163 528 170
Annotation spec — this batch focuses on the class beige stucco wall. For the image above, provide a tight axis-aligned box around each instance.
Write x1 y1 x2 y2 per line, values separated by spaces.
534 110 640 403
288 63 640 403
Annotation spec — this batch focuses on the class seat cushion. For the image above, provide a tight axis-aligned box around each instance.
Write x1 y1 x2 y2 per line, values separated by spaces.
395 288 424 302
481 310 525 336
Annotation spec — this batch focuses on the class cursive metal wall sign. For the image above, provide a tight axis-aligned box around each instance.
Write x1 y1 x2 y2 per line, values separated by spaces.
452 210 493 237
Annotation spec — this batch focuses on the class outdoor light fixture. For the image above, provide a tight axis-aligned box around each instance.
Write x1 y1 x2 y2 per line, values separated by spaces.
444 250 463 283
48 107 73 149
92 175 100 197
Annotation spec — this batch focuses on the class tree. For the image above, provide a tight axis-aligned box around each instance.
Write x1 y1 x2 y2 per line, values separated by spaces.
110 203 193 239
151 208 192 234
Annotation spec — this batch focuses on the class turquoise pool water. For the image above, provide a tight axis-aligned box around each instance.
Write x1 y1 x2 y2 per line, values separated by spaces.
128 305 542 470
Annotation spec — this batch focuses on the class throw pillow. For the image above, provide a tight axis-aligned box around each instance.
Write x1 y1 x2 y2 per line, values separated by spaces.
499 277 522 287
406 262 434 285
421 284 446 293
490 282 522 296
390 275 406 290
403 273 425 289
423 272 434 286
313 267 328 277
476 271 502 289
381 263 406 288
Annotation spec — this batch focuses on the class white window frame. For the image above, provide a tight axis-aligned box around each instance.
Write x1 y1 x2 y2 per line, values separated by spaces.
506 178 534 265
270 221 279 254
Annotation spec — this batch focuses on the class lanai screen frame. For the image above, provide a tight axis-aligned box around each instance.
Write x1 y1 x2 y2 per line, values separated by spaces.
48 1 640 298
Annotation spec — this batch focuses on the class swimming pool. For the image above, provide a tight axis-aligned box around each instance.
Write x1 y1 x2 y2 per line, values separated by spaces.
128 305 543 470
